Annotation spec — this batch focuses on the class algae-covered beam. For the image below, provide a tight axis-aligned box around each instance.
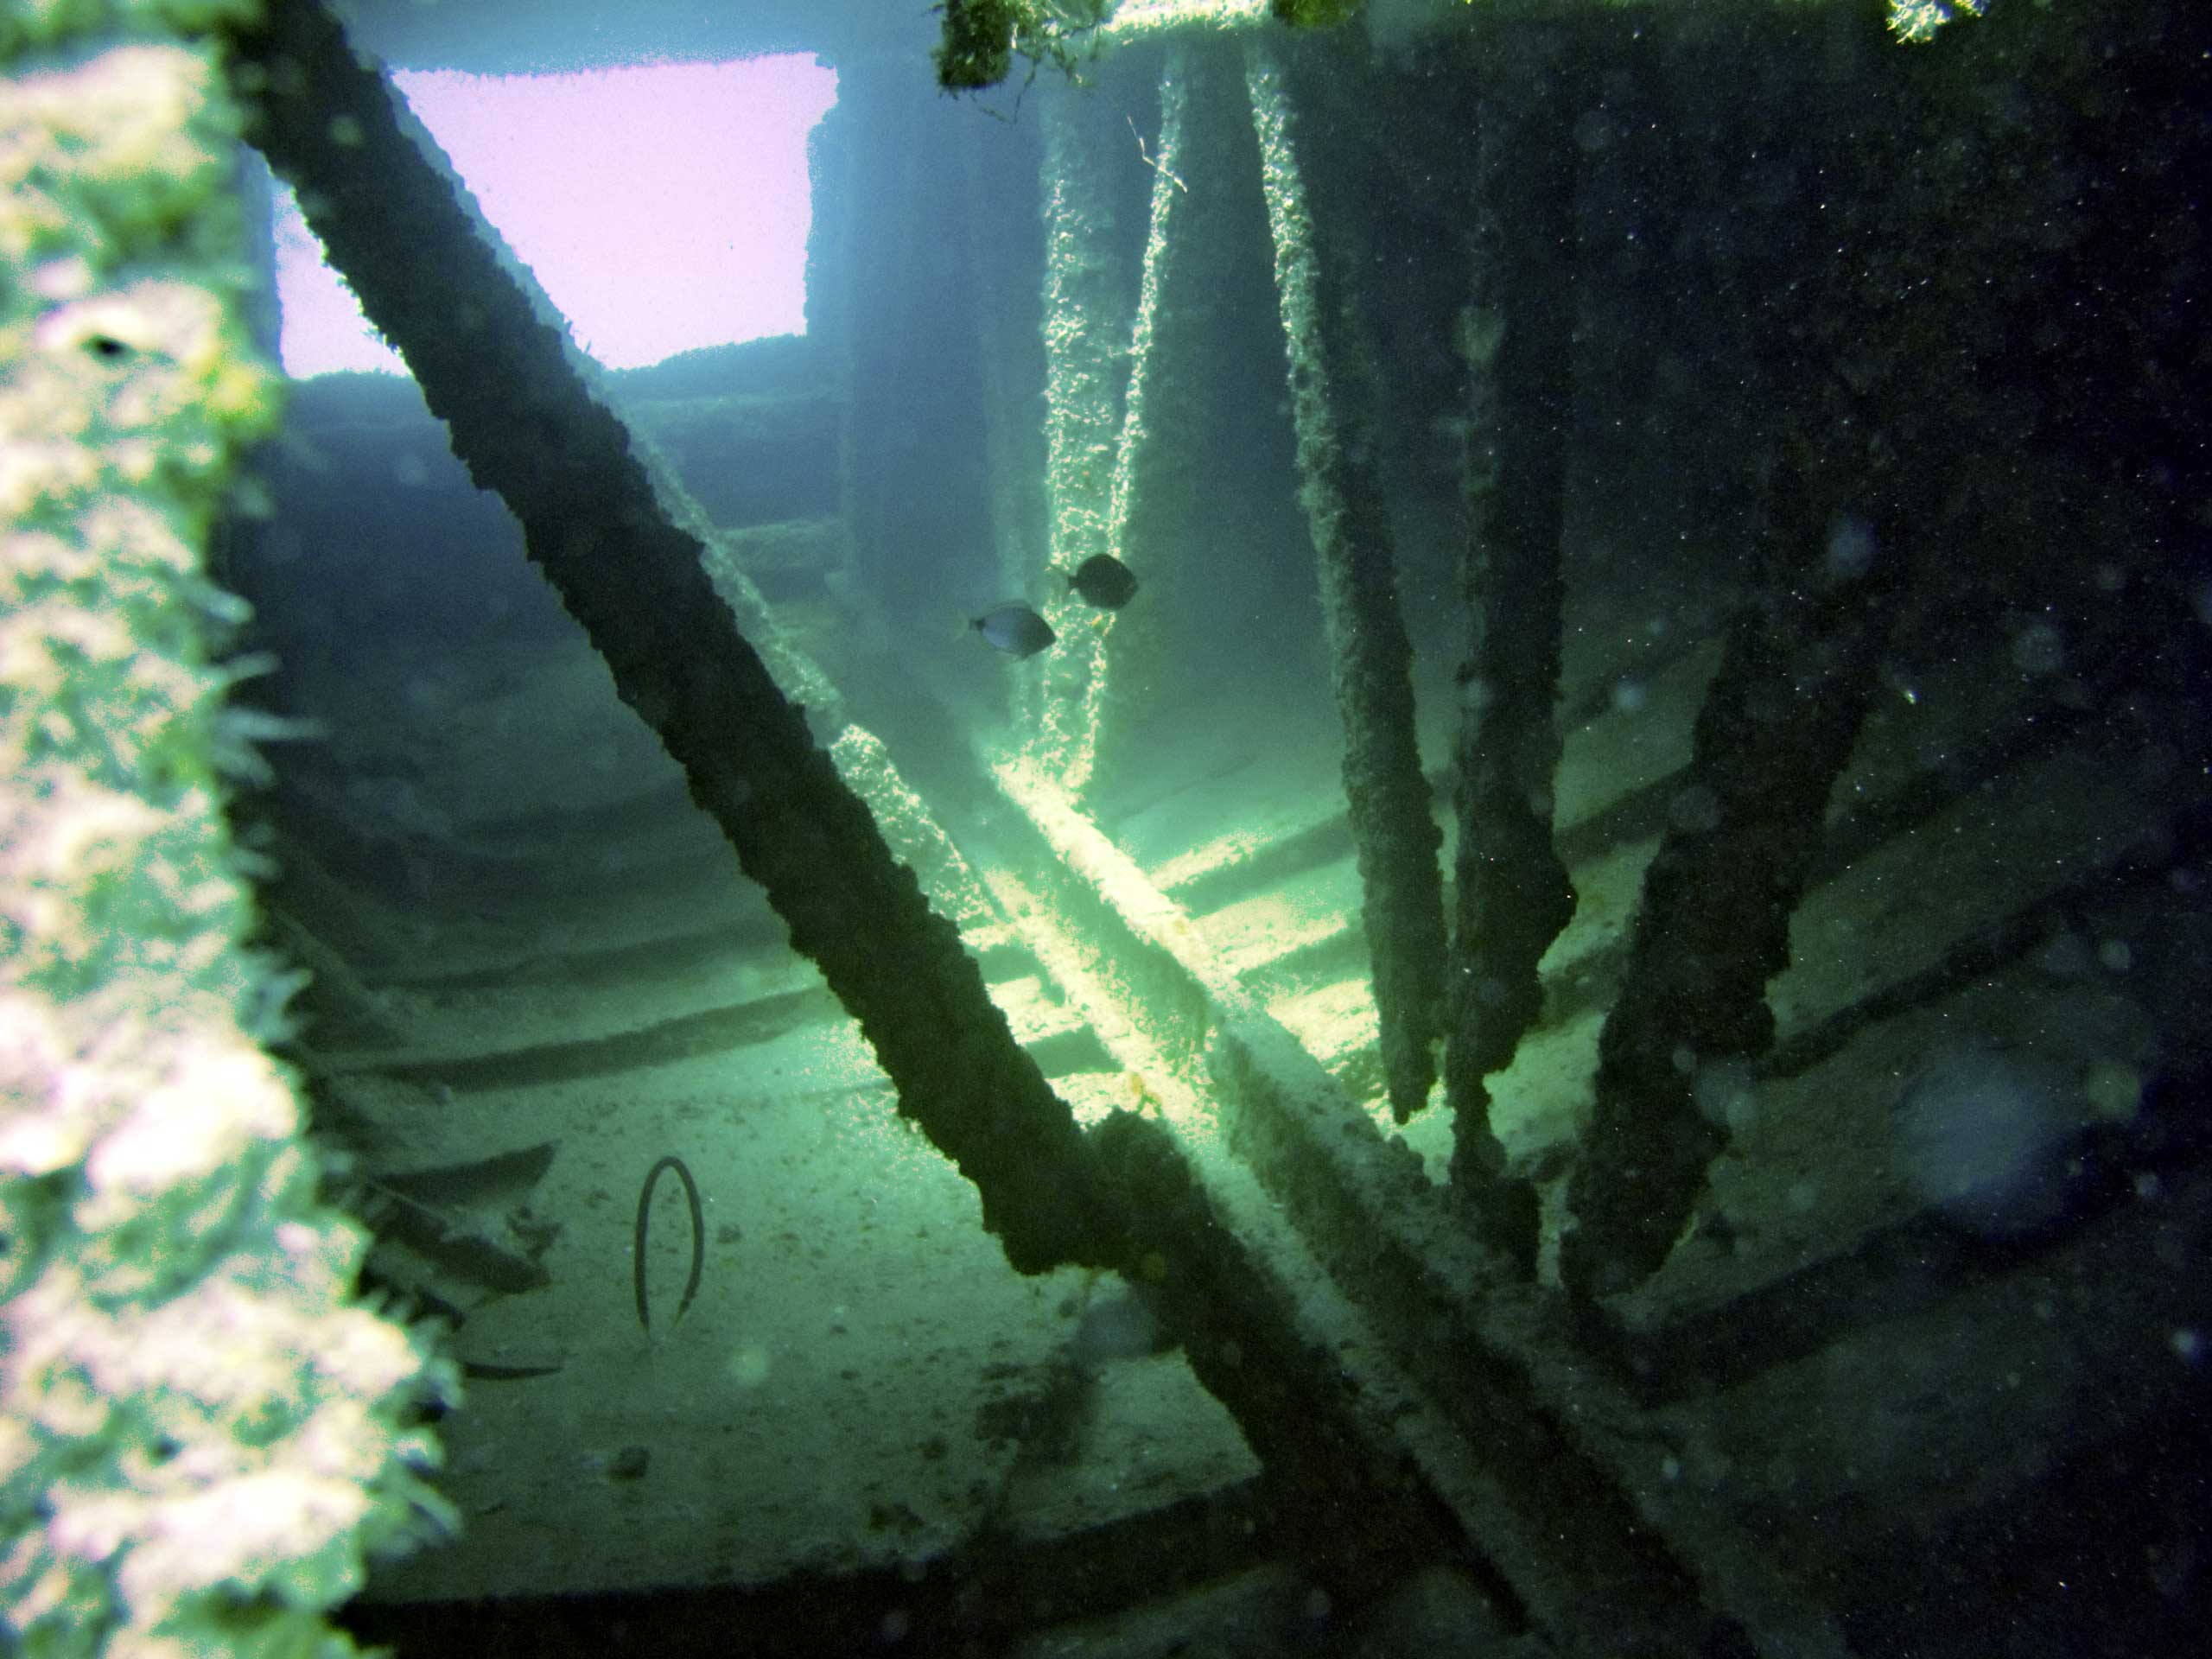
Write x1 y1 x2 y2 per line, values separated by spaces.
224 0 1126 1277
1245 35 1449 1126
1440 23 1584 1271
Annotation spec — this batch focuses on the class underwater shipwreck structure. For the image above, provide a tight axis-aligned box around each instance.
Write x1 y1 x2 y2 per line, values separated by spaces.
6 0 2209 1656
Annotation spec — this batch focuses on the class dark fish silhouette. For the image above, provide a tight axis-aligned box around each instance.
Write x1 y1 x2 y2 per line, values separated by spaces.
1063 553 1139 610
973 604 1056 658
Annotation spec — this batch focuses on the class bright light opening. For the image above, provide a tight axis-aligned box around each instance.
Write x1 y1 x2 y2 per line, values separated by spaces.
271 54 838 378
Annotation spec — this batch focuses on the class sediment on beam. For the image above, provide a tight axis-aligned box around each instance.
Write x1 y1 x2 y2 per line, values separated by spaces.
829 729 1004 938
226 0 1128 1280
1243 35 1450 1127
995 756 1253 1091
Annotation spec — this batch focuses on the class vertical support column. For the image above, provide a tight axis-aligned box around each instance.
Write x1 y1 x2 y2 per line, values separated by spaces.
829 64 995 663
1558 499 1899 1300
1557 7 1935 1303
1032 82 1128 775
1073 42 1202 795
809 60 867 616
958 114 1047 647
1442 24 1583 1271
1245 36 1449 1126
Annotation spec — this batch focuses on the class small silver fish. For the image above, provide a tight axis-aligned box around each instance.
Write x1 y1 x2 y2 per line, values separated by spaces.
973 604 1056 658
1063 553 1139 610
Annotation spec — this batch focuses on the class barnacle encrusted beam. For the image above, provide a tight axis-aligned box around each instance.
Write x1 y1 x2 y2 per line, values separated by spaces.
223 0 1128 1278
1244 35 1449 1125
1 10 449 1652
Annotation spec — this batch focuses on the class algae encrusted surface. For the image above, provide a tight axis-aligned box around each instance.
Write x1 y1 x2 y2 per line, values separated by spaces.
2 12 452 1656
